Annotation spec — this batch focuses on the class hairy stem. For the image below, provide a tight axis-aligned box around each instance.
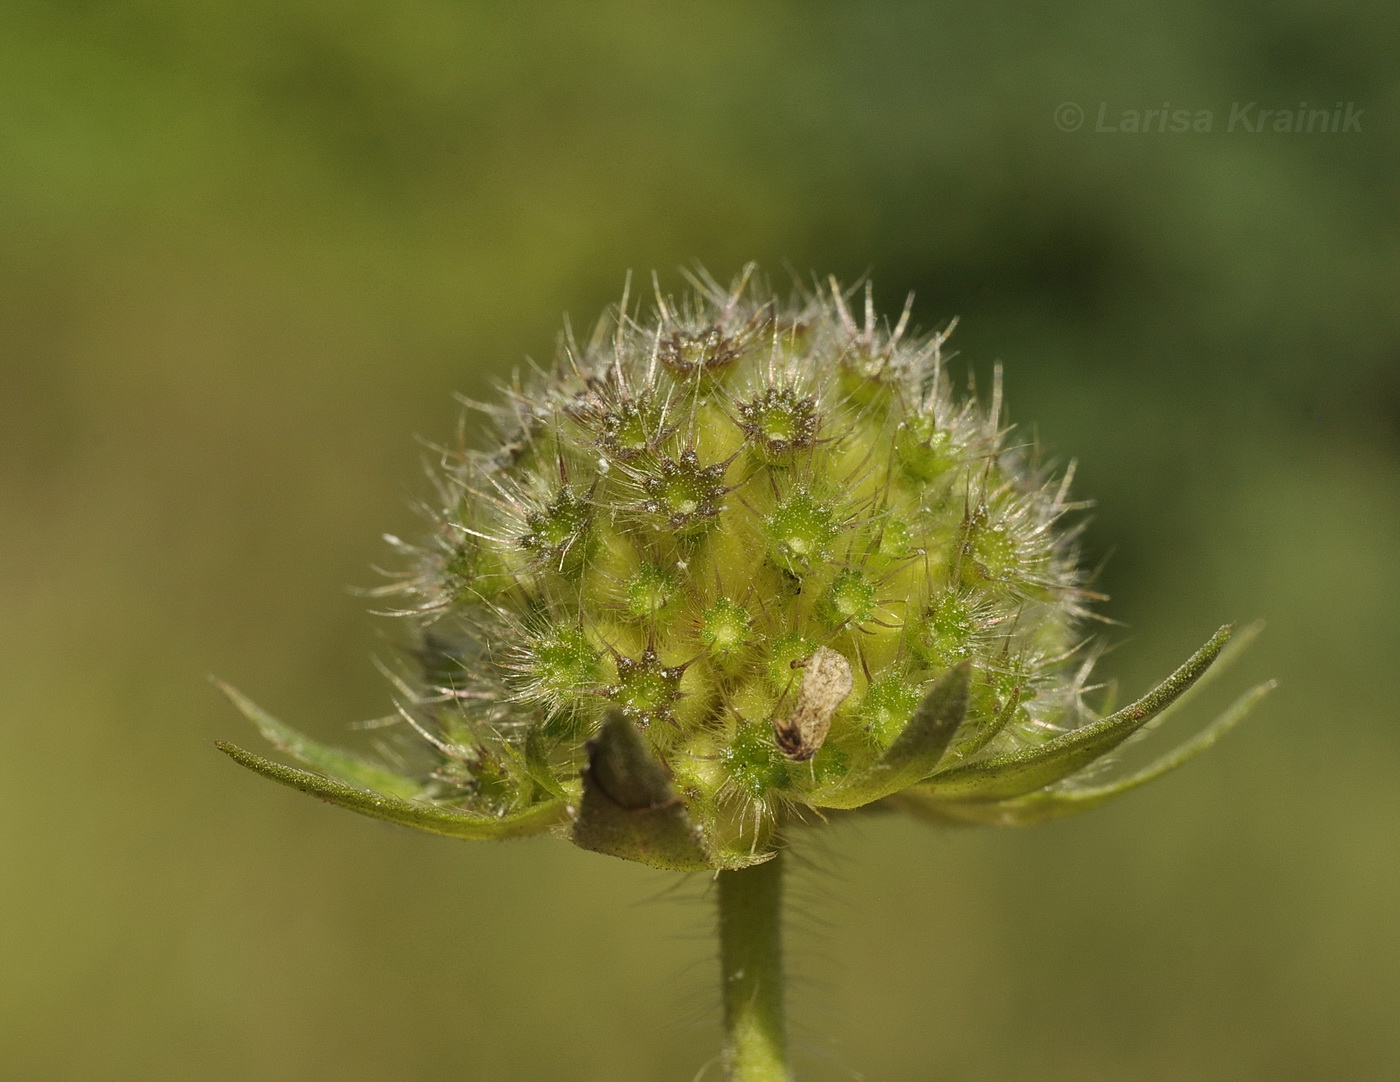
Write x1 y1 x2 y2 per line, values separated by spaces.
717 853 791 1082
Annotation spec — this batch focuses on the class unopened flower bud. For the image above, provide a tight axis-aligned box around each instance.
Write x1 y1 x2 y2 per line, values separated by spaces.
219 266 1272 869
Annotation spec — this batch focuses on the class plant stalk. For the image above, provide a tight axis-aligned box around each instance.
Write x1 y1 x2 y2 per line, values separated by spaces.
717 852 791 1082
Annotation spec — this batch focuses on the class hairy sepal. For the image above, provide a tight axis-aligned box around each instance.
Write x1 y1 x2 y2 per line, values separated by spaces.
215 679 423 799
893 677 1274 825
919 625 1235 802
216 741 566 839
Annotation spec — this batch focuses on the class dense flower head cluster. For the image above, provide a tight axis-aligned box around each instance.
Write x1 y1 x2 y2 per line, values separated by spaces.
219 267 1268 871
405 271 1086 830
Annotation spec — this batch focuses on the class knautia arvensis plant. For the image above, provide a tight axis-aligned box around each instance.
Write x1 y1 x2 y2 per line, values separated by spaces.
218 266 1272 1082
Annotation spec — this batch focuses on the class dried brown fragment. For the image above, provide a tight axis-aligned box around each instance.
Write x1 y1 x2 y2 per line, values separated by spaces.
773 646 854 761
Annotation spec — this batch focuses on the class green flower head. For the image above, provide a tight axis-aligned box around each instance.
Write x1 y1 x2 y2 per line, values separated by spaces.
218 267 1271 871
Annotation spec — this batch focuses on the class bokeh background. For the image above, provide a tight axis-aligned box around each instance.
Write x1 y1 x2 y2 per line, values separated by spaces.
3 3 1398 1079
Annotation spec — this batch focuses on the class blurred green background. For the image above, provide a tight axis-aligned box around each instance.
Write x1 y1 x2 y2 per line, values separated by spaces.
3 3 1397 1079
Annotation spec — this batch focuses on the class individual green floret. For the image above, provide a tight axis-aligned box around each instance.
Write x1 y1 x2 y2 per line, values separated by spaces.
519 484 593 567
722 719 793 800
637 450 729 532
596 396 660 460
737 387 820 458
819 568 880 629
910 589 981 667
659 325 745 375
607 646 688 729
764 486 843 572
700 597 753 661
895 414 960 483
521 625 603 709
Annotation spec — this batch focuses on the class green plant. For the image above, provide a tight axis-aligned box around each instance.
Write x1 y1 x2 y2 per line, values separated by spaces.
217 267 1271 1081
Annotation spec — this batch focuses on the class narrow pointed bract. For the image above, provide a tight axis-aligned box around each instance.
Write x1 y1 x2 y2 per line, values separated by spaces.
215 679 423 800
216 742 567 839
893 680 1275 826
919 625 1236 801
